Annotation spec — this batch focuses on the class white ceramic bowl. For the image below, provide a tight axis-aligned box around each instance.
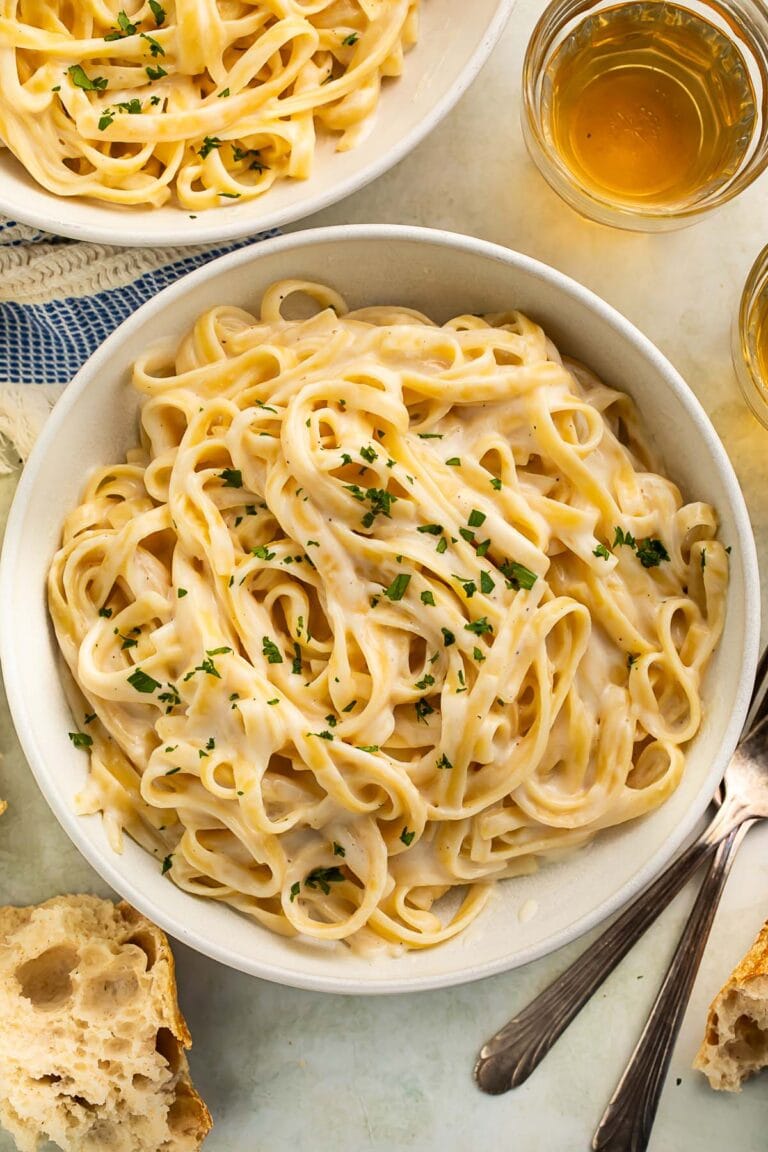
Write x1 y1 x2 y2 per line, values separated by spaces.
0 226 759 993
0 2 513 247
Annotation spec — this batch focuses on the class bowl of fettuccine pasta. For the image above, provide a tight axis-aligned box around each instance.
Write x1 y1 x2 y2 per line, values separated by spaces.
0 226 758 992
0 0 513 245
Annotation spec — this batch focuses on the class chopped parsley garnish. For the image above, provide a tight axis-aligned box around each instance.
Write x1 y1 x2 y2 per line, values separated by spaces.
628 653 638 669
701 549 706 570
218 87 230 98
219 467 242 487
415 673 435 690
342 32 359 45
465 616 493 635
208 646 232 656
421 590 436 606
441 627 455 647
456 669 467 692
67 65 108 91
417 432 443 439
252 544 276 561
476 540 491 558
360 445 377 464
342 700 357 712
445 457 461 467
119 633 137 649
267 698 279 705
436 537 448 554
183 655 222 681
165 766 181 775
473 646 486 662
459 527 475 544
500 560 537 591
613 526 637 550
292 643 303 675
262 636 283 664
456 577 477 599
145 62 167 80
161 854 173 874
636 538 671 568
142 31 165 54
344 485 397 529
593 544 611 560
177 587 188 598
415 699 434 722
68 731 92 749
98 113 114 131
149 0 166 24
400 828 415 847
384 573 411 601
417 523 443 535
98 606 113 617
113 9 137 35
305 866 344 894
325 715 338 728
333 841 346 857
312 730 334 741
468 509 486 528
341 452 353 466
306 539 319 548
199 136 223 159
490 476 502 491
289 881 300 902
127 668 161 693
437 753 453 770
116 99 143 114
357 745 380 753
158 683 181 711
83 713 96 725
480 570 495 594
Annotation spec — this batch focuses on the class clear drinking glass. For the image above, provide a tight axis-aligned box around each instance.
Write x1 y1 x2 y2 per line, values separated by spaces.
522 0 768 231
733 246 768 428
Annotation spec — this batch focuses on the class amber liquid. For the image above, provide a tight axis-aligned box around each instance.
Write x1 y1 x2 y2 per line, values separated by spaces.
749 291 768 394
545 2 757 209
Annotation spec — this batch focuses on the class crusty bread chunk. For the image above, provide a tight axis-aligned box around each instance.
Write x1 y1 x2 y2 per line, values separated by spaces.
694 921 768 1091
0 895 211 1151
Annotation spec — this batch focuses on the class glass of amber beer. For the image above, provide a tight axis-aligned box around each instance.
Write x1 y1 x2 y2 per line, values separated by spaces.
522 0 768 230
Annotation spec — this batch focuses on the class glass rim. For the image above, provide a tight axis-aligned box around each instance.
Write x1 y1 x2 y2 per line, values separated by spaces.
734 244 768 426
522 0 768 230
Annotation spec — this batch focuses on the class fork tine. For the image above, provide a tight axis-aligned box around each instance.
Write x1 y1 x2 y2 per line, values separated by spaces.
744 644 768 736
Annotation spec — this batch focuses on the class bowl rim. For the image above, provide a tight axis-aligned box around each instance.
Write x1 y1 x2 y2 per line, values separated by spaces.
0 1 515 247
0 223 760 993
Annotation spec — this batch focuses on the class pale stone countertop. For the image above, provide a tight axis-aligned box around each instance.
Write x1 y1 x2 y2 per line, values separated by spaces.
2 1 768 1149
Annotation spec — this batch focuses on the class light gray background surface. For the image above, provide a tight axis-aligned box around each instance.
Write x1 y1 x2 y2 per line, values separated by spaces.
2 0 768 1147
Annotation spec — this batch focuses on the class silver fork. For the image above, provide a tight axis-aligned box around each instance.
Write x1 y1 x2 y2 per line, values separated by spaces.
475 648 768 1096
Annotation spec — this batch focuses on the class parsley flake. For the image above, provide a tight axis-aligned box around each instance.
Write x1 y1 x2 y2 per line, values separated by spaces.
305 866 344 894
127 668 161 693
262 636 283 664
400 828 415 847
219 467 242 487
67 65 108 91
384 573 411 601
68 731 92 749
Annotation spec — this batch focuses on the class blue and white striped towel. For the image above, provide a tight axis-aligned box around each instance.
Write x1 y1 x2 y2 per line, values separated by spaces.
0 217 278 471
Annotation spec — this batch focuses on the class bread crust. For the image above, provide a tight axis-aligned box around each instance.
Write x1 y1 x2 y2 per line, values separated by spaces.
0 894 212 1151
694 920 768 1091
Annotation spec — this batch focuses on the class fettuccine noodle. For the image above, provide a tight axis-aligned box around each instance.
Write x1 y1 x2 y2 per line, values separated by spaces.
0 0 418 209
48 280 728 952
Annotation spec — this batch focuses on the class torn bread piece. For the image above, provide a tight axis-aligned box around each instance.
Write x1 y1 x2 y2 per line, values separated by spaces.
0 894 211 1151
695 921 768 1091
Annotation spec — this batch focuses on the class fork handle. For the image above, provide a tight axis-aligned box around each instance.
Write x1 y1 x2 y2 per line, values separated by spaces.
473 796 746 1094
592 821 753 1152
